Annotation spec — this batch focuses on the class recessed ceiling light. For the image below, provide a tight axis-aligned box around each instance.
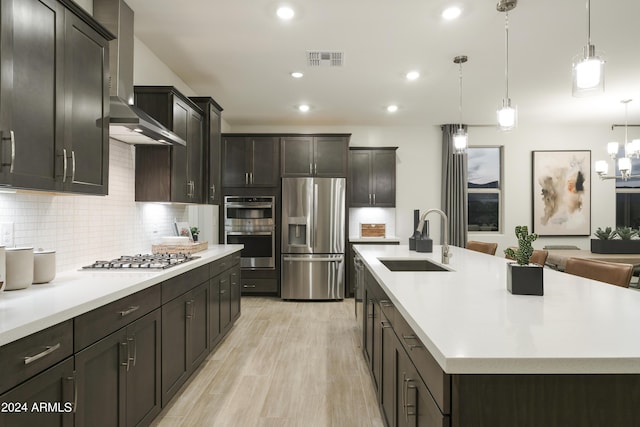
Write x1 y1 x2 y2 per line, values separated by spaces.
442 6 462 20
277 6 295 20
387 105 398 113
291 71 304 78
406 71 420 81
298 104 310 112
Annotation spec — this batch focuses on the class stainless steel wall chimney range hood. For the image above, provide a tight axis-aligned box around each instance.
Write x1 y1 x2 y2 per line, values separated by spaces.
93 0 185 146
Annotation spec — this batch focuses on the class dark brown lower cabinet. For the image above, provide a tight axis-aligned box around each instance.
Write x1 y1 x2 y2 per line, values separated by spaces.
209 276 221 348
380 312 395 427
161 280 209 406
230 266 241 322
0 357 74 427
75 309 161 427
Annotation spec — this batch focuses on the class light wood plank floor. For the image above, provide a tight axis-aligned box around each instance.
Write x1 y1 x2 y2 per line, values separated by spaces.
151 297 384 427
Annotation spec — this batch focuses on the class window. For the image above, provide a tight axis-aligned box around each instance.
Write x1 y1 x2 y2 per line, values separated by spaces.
467 147 502 232
615 149 640 228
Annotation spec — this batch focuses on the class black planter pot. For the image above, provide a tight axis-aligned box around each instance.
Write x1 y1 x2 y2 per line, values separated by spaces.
192 235 198 242
590 239 640 254
507 263 543 296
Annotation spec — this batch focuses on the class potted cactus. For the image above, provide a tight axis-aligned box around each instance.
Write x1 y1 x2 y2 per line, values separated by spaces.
504 225 543 296
591 226 640 254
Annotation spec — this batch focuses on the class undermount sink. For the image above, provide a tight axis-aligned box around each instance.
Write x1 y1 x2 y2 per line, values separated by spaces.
378 258 451 272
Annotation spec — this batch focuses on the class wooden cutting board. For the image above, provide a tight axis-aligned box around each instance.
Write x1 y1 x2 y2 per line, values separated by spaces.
360 223 386 238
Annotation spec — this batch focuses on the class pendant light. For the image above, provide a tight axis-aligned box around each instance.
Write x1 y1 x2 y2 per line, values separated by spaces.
572 0 604 96
453 55 468 154
496 0 517 131
595 99 640 180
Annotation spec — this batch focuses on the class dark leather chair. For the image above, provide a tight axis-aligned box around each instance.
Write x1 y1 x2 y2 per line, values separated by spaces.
466 241 498 256
505 248 549 267
564 257 634 288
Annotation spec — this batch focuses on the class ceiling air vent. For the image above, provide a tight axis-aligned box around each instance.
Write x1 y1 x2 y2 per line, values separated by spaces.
306 51 344 67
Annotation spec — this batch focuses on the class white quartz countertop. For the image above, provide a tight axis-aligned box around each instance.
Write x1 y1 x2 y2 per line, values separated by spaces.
0 245 243 347
349 236 401 243
354 244 640 375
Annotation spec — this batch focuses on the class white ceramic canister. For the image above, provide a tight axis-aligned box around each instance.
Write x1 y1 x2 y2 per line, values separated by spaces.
33 249 56 284
5 247 34 291
0 245 5 292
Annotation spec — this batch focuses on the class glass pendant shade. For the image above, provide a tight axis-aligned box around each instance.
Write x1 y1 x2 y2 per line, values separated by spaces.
453 128 468 153
595 160 608 175
572 0 605 98
607 141 619 157
497 99 517 130
618 157 632 175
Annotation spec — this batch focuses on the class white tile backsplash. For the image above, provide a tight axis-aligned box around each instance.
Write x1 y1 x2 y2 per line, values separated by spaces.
0 140 189 272
349 207 397 238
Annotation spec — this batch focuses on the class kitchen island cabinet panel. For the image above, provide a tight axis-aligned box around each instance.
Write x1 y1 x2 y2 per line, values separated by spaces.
0 357 74 427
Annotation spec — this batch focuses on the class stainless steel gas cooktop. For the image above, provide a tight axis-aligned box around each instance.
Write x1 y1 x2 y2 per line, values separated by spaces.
83 253 198 270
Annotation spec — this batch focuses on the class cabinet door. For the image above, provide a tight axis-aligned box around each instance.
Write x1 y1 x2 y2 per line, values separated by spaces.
64 10 109 195
381 318 397 427
249 137 279 186
187 108 203 202
125 309 161 427
187 282 209 373
314 136 348 177
363 284 374 369
209 277 221 348
397 349 449 427
0 0 64 190
372 150 396 207
171 99 190 202
161 294 188 406
196 100 222 204
222 136 249 186
230 265 241 321
75 329 127 427
281 136 313 177
0 357 74 427
219 272 232 334
349 150 373 206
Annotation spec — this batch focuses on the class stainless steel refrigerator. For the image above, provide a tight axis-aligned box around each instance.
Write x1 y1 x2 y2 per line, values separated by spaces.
281 177 345 300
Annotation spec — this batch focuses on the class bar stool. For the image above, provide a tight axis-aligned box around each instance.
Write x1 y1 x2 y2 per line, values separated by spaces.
466 241 498 255
564 257 634 288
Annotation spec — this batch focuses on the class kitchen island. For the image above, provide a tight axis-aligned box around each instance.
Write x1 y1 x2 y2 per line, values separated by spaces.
355 244 640 427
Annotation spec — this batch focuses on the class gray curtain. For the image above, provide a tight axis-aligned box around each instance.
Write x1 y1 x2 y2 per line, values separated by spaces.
441 124 468 247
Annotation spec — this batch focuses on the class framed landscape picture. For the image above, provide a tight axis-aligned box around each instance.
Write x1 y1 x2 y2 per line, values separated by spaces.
532 150 591 236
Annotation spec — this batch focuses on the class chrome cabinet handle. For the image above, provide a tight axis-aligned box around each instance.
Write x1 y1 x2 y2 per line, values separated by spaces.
402 334 417 340
379 299 393 307
71 151 76 182
243 284 256 288
210 184 216 200
309 163 312 175
245 172 249 185
369 194 372 204
314 163 317 175
186 300 194 319
62 148 68 183
373 194 376 205
24 343 61 365
381 321 392 328
9 130 15 173
127 337 135 370
406 380 417 418
119 306 140 317
64 374 77 413
250 172 254 184
120 341 129 370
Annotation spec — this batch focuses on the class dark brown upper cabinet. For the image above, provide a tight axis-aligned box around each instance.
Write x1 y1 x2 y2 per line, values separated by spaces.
349 147 397 207
222 135 279 187
281 135 349 178
190 97 223 205
0 0 112 195
134 86 204 203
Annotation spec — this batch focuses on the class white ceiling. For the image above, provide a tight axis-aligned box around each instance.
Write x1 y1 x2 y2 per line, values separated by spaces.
126 0 640 129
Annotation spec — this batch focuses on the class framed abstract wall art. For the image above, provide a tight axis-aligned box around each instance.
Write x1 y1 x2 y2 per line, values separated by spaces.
531 150 591 236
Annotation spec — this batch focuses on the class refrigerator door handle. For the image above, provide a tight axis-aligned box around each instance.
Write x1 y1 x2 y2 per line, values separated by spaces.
313 182 318 249
283 255 344 263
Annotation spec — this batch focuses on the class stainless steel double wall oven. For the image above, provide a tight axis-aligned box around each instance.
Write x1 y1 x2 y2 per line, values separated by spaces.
224 196 275 269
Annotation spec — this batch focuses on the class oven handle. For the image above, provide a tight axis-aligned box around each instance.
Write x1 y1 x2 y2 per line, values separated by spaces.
226 231 273 236
225 203 274 209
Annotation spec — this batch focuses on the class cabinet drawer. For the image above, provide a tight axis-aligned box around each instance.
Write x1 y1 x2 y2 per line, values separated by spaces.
241 278 277 294
210 253 240 278
0 321 73 395
75 285 161 351
162 265 209 303
395 313 451 414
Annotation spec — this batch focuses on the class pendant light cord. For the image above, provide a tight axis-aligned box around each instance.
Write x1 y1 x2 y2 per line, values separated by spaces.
504 12 510 100
458 61 463 130
586 0 591 46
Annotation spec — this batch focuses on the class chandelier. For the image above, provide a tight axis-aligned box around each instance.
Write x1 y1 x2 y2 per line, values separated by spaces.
595 99 640 180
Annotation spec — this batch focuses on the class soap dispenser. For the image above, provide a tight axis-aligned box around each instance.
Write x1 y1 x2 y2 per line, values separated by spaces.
415 220 433 253
408 210 420 250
